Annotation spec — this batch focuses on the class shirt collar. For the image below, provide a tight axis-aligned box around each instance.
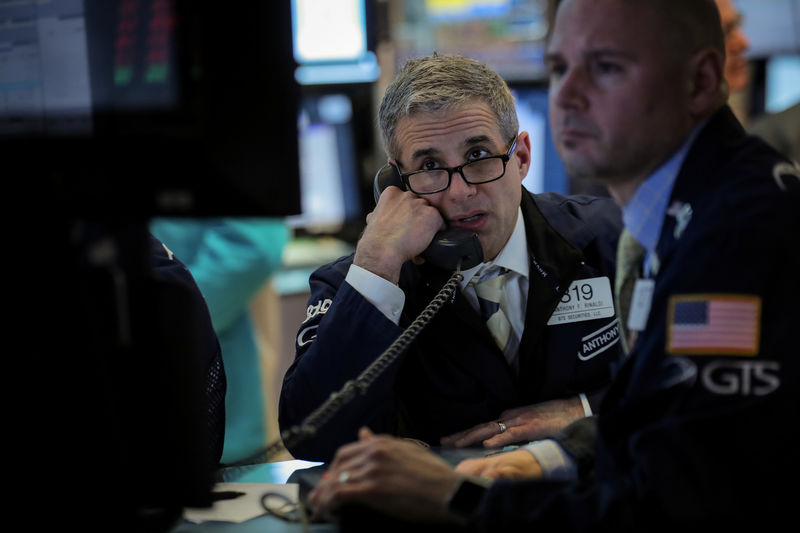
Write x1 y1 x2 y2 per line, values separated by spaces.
622 121 706 274
461 207 528 287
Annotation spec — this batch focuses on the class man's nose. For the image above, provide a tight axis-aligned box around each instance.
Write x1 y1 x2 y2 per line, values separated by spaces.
553 67 589 111
445 169 477 199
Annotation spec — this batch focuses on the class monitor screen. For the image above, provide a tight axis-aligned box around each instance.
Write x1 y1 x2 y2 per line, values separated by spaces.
764 54 800 112
291 0 379 85
737 0 800 57
288 92 363 232
389 0 549 83
4 1 302 528
1 0 301 217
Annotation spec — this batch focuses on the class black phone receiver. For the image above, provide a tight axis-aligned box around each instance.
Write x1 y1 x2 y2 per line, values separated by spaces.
373 163 483 271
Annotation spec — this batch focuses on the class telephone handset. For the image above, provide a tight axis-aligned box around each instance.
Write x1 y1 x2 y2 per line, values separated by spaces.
373 163 484 271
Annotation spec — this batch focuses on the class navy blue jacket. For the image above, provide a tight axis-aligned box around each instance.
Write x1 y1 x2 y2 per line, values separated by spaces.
481 106 800 530
279 190 623 461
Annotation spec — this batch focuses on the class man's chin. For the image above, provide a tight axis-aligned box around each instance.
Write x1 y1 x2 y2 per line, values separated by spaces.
561 159 601 182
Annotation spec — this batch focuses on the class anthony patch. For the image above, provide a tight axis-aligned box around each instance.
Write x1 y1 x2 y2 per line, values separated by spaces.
579 319 620 361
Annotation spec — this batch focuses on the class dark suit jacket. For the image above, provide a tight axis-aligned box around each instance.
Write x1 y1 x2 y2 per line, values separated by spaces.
279 190 623 461
481 106 800 530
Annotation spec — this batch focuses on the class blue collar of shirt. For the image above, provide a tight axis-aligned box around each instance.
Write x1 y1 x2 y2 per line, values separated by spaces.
622 121 706 276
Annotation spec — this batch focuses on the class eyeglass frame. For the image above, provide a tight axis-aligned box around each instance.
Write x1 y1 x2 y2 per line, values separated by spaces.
392 134 520 195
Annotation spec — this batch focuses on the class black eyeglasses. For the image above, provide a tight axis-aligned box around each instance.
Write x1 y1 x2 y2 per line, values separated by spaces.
394 135 519 195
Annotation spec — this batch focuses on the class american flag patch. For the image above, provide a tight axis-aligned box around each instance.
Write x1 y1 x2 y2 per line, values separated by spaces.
667 294 761 356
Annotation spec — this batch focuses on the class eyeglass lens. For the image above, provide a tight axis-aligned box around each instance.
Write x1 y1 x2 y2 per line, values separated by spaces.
408 157 505 194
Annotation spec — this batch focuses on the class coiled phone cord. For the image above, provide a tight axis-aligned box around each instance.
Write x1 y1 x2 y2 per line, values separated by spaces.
221 267 464 473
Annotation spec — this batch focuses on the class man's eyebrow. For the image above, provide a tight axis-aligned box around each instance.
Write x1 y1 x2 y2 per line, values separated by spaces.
586 49 635 60
543 51 562 65
409 135 494 160
410 146 439 160
464 135 492 147
544 48 634 64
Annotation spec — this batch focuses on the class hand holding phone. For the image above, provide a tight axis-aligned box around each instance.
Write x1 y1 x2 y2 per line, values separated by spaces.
355 185 446 282
371 163 483 272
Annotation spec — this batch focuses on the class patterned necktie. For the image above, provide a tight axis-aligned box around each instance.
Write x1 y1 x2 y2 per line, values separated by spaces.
470 267 519 368
614 228 646 353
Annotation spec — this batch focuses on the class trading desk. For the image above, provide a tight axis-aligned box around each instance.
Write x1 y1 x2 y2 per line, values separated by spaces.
172 459 335 532
172 447 502 532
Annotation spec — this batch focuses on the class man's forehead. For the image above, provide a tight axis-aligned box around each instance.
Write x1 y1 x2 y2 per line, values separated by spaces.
715 0 738 21
548 2 654 58
395 104 503 155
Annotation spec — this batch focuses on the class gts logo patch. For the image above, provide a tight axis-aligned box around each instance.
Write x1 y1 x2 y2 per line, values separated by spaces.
702 360 780 396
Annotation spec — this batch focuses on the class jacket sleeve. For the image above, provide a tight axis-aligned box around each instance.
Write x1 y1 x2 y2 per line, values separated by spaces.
554 415 597 478
278 257 407 461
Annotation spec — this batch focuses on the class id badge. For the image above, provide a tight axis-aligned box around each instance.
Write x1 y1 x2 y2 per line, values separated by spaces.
547 276 615 325
628 278 655 332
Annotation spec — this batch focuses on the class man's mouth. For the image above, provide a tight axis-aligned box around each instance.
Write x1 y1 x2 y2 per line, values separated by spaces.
451 212 487 230
559 115 599 144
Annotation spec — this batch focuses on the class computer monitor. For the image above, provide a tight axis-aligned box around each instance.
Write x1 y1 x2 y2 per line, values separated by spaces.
291 0 379 85
288 92 363 233
4 1 301 530
1 0 301 217
737 0 800 58
764 55 800 113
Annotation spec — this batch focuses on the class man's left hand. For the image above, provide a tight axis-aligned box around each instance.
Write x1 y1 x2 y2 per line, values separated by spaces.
308 427 465 523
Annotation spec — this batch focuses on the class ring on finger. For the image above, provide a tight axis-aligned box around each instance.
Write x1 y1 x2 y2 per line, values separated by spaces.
497 421 507 433
338 471 351 483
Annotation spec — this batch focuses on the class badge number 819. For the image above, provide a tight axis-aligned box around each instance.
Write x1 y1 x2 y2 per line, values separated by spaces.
547 277 615 325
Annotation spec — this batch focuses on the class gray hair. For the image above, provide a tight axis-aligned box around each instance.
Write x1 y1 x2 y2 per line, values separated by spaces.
378 54 519 159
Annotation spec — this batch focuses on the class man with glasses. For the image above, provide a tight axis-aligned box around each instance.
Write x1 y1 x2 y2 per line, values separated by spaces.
279 53 624 462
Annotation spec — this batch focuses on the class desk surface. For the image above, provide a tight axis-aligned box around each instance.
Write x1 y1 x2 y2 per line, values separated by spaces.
173 460 334 533
174 514 333 533
172 449 499 532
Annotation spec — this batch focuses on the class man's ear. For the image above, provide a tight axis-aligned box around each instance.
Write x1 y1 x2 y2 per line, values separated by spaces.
687 47 725 117
514 131 532 182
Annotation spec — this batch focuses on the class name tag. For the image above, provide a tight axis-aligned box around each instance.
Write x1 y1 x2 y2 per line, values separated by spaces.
547 276 615 325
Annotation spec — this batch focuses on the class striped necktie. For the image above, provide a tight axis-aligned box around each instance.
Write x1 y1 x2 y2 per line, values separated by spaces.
614 228 646 353
470 267 519 368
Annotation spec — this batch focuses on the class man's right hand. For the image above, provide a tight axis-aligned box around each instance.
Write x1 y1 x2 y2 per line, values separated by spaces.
455 449 544 480
354 186 444 284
